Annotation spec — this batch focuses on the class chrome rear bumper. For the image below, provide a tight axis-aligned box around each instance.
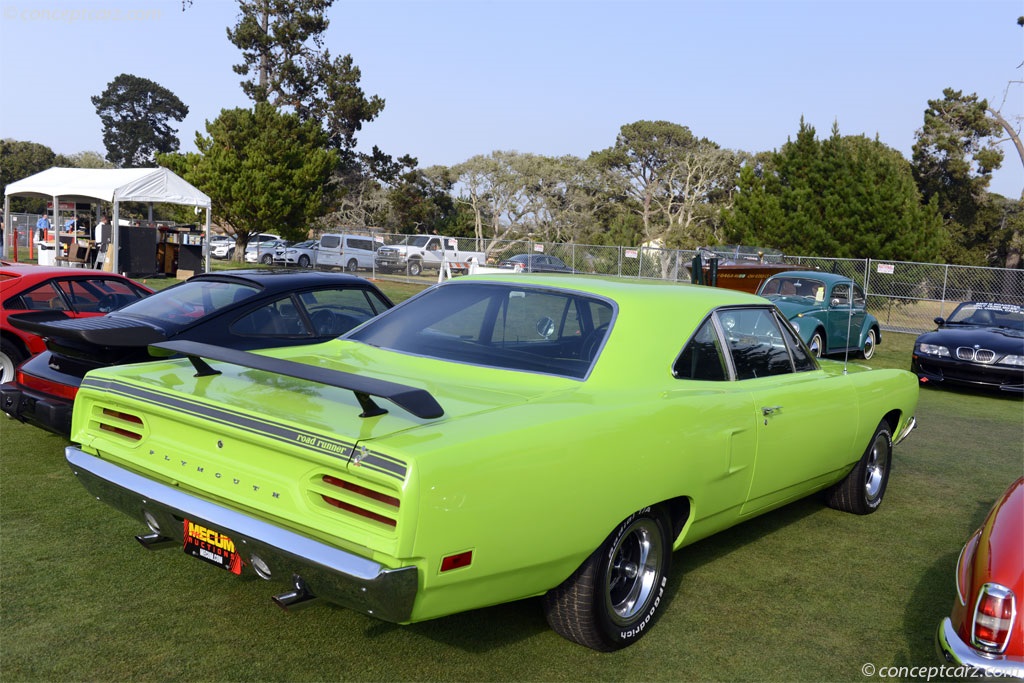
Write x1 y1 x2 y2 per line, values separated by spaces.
66 446 417 623
936 617 1024 678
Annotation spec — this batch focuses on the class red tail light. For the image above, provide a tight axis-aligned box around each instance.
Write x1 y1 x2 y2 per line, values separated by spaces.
16 370 79 401
972 584 1016 653
98 408 144 441
321 475 399 527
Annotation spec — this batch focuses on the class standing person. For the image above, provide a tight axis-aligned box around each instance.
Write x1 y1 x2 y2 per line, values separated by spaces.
94 215 111 268
35 213 51 243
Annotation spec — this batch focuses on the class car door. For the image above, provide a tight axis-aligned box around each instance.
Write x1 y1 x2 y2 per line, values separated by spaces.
714 306 859 515
317 234 342 267
826 282 866 351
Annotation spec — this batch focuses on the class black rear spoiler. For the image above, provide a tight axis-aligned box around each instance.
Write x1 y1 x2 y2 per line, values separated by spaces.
150 340 444 420
8 311 167 347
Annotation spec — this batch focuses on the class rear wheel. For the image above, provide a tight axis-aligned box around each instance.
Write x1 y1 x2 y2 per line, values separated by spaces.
859 329 877 360
260 253 274 265
0 339 26 384
346 258 358 272
298 255 311 268
827 420 892 515
543 507 672 651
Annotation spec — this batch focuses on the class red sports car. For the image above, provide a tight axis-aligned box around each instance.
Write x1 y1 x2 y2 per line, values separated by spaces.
936 477 1024 677
0 264 152 383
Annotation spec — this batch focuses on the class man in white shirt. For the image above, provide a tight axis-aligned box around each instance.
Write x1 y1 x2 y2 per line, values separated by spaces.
94 215 111 268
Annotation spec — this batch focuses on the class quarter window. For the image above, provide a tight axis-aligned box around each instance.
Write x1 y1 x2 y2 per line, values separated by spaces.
718 308 793 380
674 318 729 381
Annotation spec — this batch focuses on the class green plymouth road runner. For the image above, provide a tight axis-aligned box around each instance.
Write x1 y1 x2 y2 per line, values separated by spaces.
66 274 918 651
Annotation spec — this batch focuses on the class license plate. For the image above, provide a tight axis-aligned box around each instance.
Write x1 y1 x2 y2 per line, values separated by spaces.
183 519 242 575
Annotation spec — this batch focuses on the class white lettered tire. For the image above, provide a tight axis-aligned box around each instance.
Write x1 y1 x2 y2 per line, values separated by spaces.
543 506 672 650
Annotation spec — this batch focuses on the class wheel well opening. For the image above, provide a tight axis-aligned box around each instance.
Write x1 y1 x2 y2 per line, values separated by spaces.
662 497 691 543
881 409 901 435
1 333 30 360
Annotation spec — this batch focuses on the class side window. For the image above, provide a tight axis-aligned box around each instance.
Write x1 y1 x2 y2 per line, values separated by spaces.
852 284 866 307
832 284 850 306
232 296 306 337
7 282 63 310
719 308 793 380
299 287 391 336
320 235 340 249
674 318 728 381
776 312 817 372
349 239 373 251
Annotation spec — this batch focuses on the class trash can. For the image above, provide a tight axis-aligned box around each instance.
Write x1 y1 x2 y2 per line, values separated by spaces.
37 245 56 266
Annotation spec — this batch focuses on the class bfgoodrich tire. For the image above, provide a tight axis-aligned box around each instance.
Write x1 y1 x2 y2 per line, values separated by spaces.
543 507 672 651
827 420 892 515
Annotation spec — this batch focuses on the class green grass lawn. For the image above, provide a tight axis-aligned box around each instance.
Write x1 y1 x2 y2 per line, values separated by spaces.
1 289 1021 681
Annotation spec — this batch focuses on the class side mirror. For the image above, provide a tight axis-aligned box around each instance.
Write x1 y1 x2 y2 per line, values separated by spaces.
934 317 945 326
536 316 556 339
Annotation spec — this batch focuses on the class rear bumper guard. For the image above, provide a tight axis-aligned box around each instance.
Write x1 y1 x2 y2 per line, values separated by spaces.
65 446 417 623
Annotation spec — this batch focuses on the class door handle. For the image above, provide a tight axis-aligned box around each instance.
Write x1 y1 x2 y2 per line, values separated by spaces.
761 405 782 416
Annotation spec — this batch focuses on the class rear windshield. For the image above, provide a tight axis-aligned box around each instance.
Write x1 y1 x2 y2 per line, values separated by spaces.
348 282 614 379
112 279 259 324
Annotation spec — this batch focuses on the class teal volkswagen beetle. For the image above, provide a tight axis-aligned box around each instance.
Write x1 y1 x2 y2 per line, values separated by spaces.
758 271 881 359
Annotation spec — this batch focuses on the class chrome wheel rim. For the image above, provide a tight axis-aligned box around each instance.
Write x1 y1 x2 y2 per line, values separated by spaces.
605 518 663 625
862 331 875 359
809 334 823 357
0 354 14 384
864 433 889 503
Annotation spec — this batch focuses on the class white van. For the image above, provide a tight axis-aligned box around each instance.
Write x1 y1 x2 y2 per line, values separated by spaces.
316 233 382 272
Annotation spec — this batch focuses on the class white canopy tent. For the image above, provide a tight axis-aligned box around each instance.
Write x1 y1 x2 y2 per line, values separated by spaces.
3 167 212 273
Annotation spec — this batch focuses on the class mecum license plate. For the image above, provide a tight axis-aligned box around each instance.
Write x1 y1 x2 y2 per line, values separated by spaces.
183 519 242 575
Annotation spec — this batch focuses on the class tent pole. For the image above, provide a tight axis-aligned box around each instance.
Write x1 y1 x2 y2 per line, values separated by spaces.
51 195 59 258
205 208 211 273
3 195 10 260
112 202 120 274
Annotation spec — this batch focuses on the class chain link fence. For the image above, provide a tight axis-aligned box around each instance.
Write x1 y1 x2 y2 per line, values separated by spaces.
369 236 1023 334
5 222 1020 335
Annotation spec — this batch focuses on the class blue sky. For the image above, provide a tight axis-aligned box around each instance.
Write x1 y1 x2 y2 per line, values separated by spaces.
1 0 1022 198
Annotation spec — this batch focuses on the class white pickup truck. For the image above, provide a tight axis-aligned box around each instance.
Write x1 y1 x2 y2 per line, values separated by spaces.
375 235 486 277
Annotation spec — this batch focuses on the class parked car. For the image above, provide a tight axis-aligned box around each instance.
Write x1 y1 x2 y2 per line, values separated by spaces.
936 477 1023 676
757 271 881 359
275 240 319 267
244 239 290 265
1 270 392 437
316 233 382 272
207 235 234 250
0 264 152 383
912 302 1024 393
64 274 918 651
211 233 281 260
498 253 575 273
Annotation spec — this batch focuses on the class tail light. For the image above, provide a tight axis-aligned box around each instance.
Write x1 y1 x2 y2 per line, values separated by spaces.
98 408 144 441
16 369 79 401
321 475 399 528
972 583 1016 653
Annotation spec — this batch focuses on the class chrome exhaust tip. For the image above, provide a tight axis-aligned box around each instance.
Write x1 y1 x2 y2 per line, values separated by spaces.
272 575 318 611
135 532 177 550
